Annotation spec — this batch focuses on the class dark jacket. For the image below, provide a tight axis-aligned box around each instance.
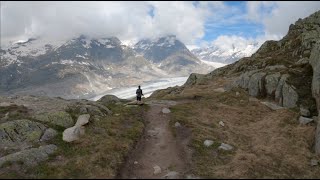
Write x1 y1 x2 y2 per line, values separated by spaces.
136 88 143 97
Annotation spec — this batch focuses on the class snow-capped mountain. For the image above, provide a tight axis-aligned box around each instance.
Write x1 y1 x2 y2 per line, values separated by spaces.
133 35 213 75
191 42 260 64
0 35 215 99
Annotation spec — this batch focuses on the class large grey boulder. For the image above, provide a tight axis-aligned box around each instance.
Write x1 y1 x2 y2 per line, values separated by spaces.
275 74 290 106
282 82 299 108
233 70 258 89
310 41 320 155
0 119 47 147
248 72 266 97
62 126 85 142
0 144 57 167
97 95 121 105
33 111 74 128
184 73 206 86
265 73 281 96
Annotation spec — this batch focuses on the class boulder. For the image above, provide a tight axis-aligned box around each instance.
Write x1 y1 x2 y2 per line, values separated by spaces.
40 128 58 142
33 111 74 128
299 116 314 125
265 73 281 96
282 82 299 108
0 144 57 167
97 95 121 105
184 73 206 86
0 119 47 146
248 72 267 97
75 114 90 127
62 126 85 142
275 74 290 106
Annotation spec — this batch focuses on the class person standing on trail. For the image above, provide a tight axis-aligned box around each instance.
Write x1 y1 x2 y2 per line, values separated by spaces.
136 85 144 101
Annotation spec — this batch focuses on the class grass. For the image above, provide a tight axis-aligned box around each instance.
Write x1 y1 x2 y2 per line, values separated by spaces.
0 102 147 179
165 79 320 178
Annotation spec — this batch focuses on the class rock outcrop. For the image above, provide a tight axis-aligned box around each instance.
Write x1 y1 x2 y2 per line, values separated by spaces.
63 114 90 142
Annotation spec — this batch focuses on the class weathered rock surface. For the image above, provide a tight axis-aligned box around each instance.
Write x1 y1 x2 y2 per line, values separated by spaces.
75 114 91 126
248 72 266 97
33 111 74 128
0 144 57 167
0 119 47 146
162 108 171 114
265 73 281 96
40 128 58 142
62 126 85 143
299 116 314 125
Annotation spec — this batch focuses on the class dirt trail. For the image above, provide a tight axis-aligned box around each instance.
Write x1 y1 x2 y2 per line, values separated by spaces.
119 100 191 179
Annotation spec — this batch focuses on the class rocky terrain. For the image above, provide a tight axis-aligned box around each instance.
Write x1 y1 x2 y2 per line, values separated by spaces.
0 9 319 180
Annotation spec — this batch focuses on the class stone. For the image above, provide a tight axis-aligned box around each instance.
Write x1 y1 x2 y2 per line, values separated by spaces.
33 111 74 128
300 106 311 117
62 126 85 142
175 122 181 127
40 128 58 142
97 95 121 105
213 88 226 93
185 73 206 86
218 143 233 151
134 161 138 165
0 119 47 146
162 108 171 114
204 140 214 147
311 159 318 166
236 92 240 96
0 144 57 167
75 114 90 127
282 82 299 108
265 73 281 96
275 74 290 106
153 165 161 175
260 101 284 110
248 72 266 97
163 171 179 179
219 121 225 127
299 116 314 125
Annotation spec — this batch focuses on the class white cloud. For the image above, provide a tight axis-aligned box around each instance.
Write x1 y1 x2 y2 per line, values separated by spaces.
0 1 223 47
246 1 320 37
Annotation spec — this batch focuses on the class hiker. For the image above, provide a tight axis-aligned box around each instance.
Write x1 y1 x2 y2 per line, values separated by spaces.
136 85 144 101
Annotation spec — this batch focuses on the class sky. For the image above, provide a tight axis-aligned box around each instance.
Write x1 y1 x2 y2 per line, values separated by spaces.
1 1 320 50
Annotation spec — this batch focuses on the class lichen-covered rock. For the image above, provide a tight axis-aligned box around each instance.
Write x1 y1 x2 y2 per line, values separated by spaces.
265 73 281 96
97 95 121 105
40 128 58 142
0 119 47 146
184 73 206 86
0 144 57 167
33 111 74 128
248 72 266 97
275 74 290 106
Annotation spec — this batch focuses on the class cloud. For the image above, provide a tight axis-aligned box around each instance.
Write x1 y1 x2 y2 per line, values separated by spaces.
0 1 220 47
246 1 320 37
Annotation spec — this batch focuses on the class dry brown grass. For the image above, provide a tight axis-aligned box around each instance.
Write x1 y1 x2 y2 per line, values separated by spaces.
168 77 320 178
